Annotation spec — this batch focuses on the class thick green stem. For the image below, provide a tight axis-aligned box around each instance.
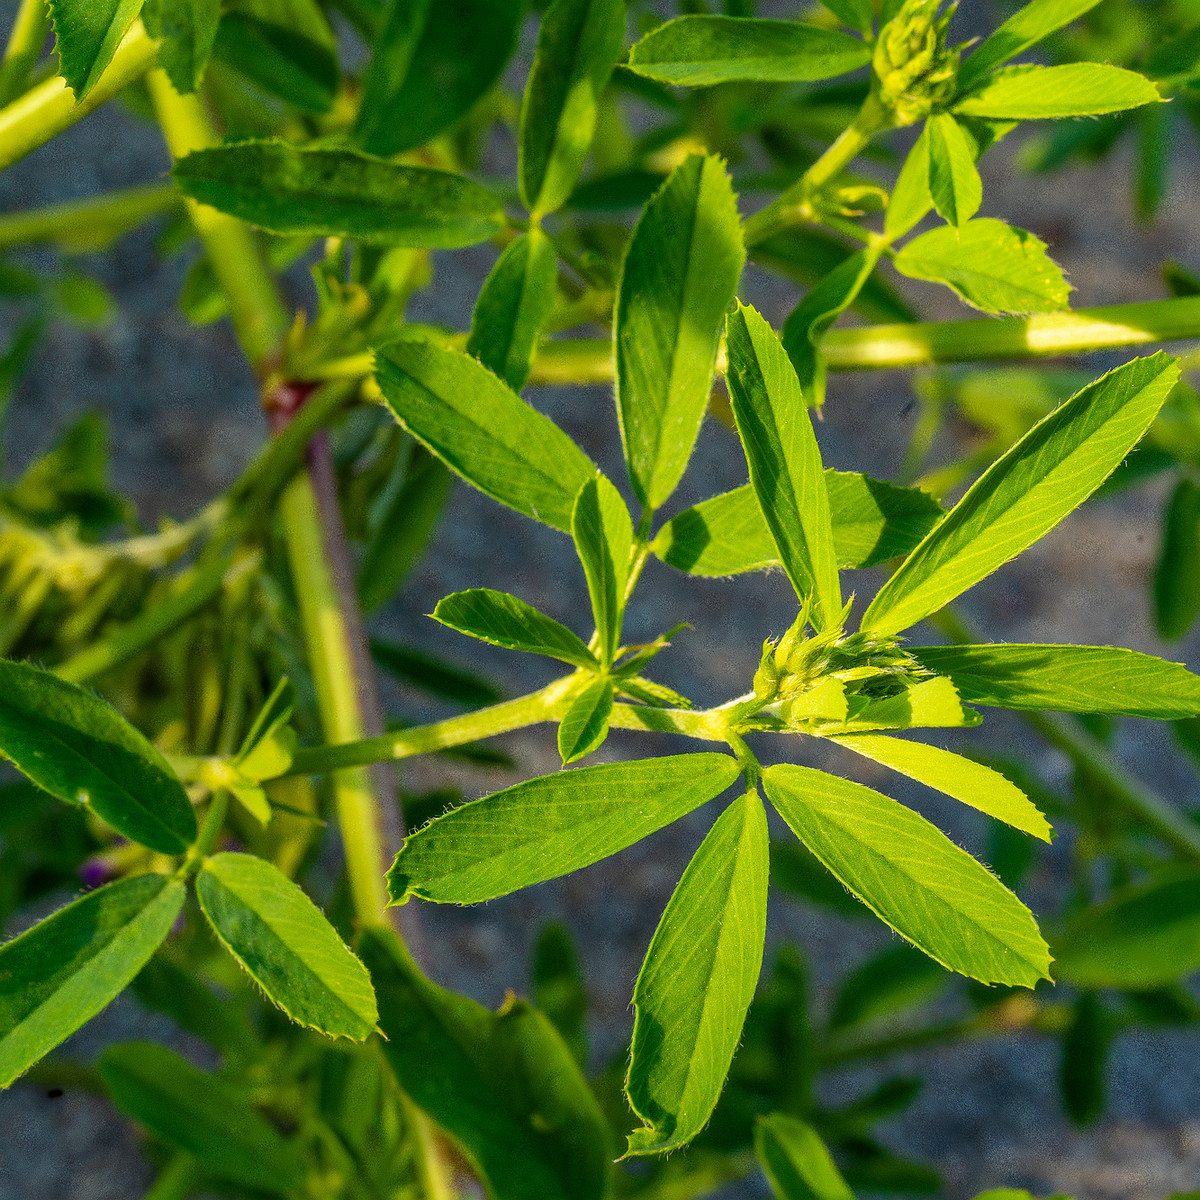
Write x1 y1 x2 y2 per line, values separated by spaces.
0 21 157 172
0 183 179 252
0 0 46 107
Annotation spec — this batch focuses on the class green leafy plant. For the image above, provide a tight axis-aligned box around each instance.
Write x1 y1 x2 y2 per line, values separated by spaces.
1 0 1200 1197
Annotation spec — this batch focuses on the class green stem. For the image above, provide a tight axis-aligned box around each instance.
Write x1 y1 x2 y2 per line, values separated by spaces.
0 183 179 252
0 0 46 107
0 20 157 172
193 788 230 859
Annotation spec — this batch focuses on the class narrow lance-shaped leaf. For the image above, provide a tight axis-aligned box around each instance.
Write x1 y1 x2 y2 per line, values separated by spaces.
100 1043 305 1193
755 1114 855 1200
893 219 1070 316
1154 478 1200 640
862 353 1180 637
615 154 745 511
558 678 614 766
142 0 221 94
387 754 741 905
926 114 982 228
376 339 596 532
572 474 634 666
625 790 768 1156
48 0 142 101
360 927 610 1200
764 764 1052 987
651 472 945 576
197 852 378 1040
956 0 1104 92
910 643 1200 718
532 925 589 1071
625 16 872 86
0 874 186 1087
434 589 597 670
174 142 507 248
520 0 626 217
353 0 432 153
0 659 197 854
885 124 933 240
830 733 1052 840
724 303 841 628
955 63 1162 120
467 228 558 392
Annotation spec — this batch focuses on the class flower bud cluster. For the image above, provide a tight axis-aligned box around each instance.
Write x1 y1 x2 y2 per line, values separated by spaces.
872 0 960 126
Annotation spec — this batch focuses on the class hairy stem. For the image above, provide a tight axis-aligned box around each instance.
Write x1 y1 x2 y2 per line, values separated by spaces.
0 0 47 107
0 21 157 172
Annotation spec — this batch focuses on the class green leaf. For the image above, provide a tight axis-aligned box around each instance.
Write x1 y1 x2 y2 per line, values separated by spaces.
626 16 871 86
1052 868 1200 989
47 0 143 101
370 638 500 708
531 924 589 1070
467 229 558 393
360 926 610 1200
755 1114 855 1200
142 0 220 93
955 63 1162 120
213 9 338 112
173 142 506 247
956 0 1103 92
519 0 626 217
354 0 523 157
196 852 377 1040
1059 992 1110 1126
99 1042 305 1192
893 219 1070 316
434 589 597 670
830 675 978 734
817 0 873 34
558 678 614 765
387 753 741 904
0 874 185 1087
652 472 944 576
828 943 948 1030
725 303 841 628
615 154 744 510
572 474 634 666
376 339 596 531
1154 478 1200 640
862 354 1180 636
831 734 1052 841
885 124 933 239
770 840 869 919
926 114 981 228
0 659 196 854
625 790 768 1155
764 764 1051 987
911 643 1200 718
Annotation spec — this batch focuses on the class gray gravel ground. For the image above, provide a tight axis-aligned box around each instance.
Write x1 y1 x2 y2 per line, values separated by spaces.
2 3 1200 1197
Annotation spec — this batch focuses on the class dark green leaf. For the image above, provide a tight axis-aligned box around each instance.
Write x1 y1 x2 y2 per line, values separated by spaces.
893 219 1070 316
47 0 142 101
1059 992 1110 1126
197 852 377 1039
926 114 981 228
756 1114 855 1200
764 764 1051 987
863 355 1180 636
651 472 944 576
387 753 741 904
626 16 871 86
615 154 744 510
174 142 506 247
100 1042 305 1191
0 659 196 854
1154 478 1200 640
355 0 523 156
370 638 500 707
467 229 558 393
955 63 1162 120
1052 868 1200 989
828 943 948 1030
626 790 768 1155
0 874 185 1086
362 927 610 1200
770 840 868 919
572 473 634 666
910 644 1200 718
531 924 589 1071
1145 24 1200 81
558 678 614 765
142 0 220 93
434 588 597 670
376 339 596 531
520 0 626 217
213 10 338 112
957 0 1103 93
725 303 841 628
